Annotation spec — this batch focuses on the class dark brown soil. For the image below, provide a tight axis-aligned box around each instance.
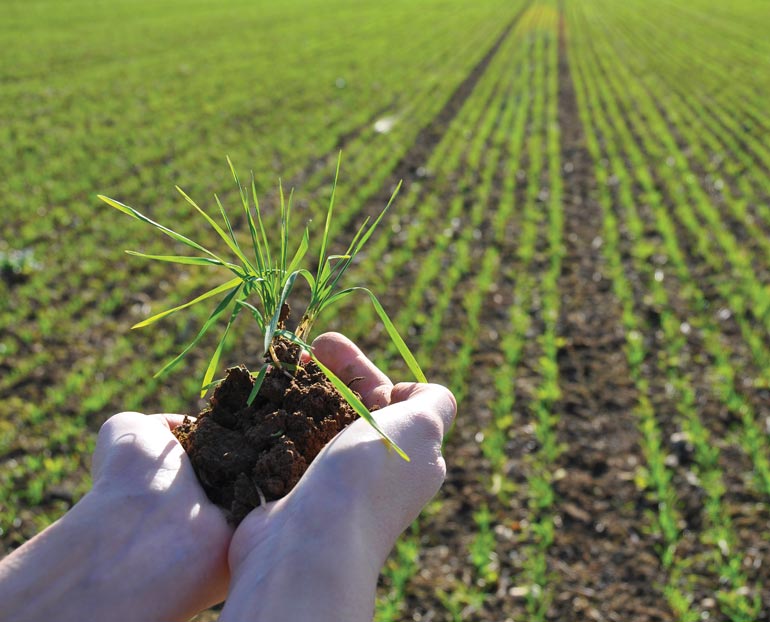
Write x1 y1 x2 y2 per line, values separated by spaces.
6 3 770 622
173 340 358 525
546 10 671 619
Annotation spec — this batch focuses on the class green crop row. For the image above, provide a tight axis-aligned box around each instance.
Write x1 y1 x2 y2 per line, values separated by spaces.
574 2 770 500
513 5 565 619
568 1 766 618
372 5 534 617
0 0 528 555
567 15 701 617
606 11 770 202
347 0 531 366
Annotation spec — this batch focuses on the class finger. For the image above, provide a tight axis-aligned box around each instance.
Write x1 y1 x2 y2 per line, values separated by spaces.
92 412 185 478
91 411 145 477
150 413 194 431
311 332 394 409
390 382 457 436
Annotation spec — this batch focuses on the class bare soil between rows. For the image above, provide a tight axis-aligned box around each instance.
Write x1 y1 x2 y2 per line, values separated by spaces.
5 3 770 621
372 7 770 622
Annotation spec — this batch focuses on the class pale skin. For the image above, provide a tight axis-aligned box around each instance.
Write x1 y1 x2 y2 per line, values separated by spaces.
0 332 457 622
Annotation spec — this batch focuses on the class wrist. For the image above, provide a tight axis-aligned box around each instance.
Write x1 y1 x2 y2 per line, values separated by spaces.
223 498 382 622
0 491 139 622
0 487 228 622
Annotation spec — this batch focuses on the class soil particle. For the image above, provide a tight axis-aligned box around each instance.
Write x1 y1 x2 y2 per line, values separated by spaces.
174 345 358 525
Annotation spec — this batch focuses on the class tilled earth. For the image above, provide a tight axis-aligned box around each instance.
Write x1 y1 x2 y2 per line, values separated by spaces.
5 2 770 622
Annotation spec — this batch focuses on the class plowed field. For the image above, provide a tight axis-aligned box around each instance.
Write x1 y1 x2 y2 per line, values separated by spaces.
2 1 770 620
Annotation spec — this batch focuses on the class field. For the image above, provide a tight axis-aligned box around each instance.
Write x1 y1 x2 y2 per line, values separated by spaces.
2 0 770 619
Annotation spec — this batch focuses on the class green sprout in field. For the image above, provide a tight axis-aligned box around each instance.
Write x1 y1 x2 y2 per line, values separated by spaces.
98 156 425 460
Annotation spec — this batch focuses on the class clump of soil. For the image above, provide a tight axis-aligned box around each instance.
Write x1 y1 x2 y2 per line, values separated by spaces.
173 340 358 525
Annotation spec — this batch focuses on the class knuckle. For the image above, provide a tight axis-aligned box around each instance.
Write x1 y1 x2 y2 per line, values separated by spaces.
97 411 144 444
410 407 446 443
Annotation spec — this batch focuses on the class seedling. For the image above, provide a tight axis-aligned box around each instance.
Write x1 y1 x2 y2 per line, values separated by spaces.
99 156 425 460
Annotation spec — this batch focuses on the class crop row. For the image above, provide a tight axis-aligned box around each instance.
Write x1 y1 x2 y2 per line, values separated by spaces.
568 0 768 617
368 5 539 617
0 0 527 551
373 3 567 619
600 0 770 264
574 0 770 498
504 4 564 619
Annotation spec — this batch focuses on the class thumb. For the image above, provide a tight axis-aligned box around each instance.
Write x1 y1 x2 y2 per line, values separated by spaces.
390 382 457 436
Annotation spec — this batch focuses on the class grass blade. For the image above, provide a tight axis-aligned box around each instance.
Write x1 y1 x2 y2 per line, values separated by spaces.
125 250 242 272
279 182 292 272
176 186 257 274
200 297 244 396
263 271 299 355
236 299 266 330
252 176 273 274
287 226 310 275
294 267 316 294
227 157 264 273
99 194 214 257
133 277 242 329
352 180 401 255
317 153 342 276
347 287 426 383
247 364 269 406
214 193 239 247
154 283 242 377
312 354 410 462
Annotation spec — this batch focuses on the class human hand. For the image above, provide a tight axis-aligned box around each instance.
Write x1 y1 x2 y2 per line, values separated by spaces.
0 412 232 622
89 411 234 617
221 332 457 622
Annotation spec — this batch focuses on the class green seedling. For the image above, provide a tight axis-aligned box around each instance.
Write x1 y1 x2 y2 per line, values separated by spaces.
99 156 426 460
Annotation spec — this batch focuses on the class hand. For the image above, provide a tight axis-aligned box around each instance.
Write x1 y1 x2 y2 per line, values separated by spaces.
0 412 232 622
221 332 457 622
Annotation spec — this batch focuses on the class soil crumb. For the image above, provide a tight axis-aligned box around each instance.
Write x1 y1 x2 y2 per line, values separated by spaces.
174 347 357 525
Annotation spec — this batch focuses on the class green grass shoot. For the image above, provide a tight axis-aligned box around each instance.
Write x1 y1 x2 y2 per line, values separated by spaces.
98 155 425 460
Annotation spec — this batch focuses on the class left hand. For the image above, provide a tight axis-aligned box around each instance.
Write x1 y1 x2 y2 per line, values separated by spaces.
0 411 233 622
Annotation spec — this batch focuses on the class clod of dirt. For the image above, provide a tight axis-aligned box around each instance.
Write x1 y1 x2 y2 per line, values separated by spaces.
173 347 358 525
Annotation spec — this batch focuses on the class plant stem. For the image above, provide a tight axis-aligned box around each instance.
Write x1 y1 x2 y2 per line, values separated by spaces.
294 314 315 343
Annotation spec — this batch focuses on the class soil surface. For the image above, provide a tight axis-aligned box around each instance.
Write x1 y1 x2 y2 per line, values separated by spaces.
174 341 357 525
5 2 770 622
545 12 671 619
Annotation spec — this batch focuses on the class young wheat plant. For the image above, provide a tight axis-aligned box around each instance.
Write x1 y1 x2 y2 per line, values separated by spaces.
99 156 425 459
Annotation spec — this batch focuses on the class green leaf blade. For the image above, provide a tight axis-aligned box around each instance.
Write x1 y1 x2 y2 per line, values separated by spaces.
312 354 410 462
176 186 257 274
287 226 310 276
263 271 300 355
247 364 269 406
132 277 243 329
98 195 214 256
153 283 243 378
363 288 427 383
317 153 342 276
200 299 244 396
125 250 241 271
